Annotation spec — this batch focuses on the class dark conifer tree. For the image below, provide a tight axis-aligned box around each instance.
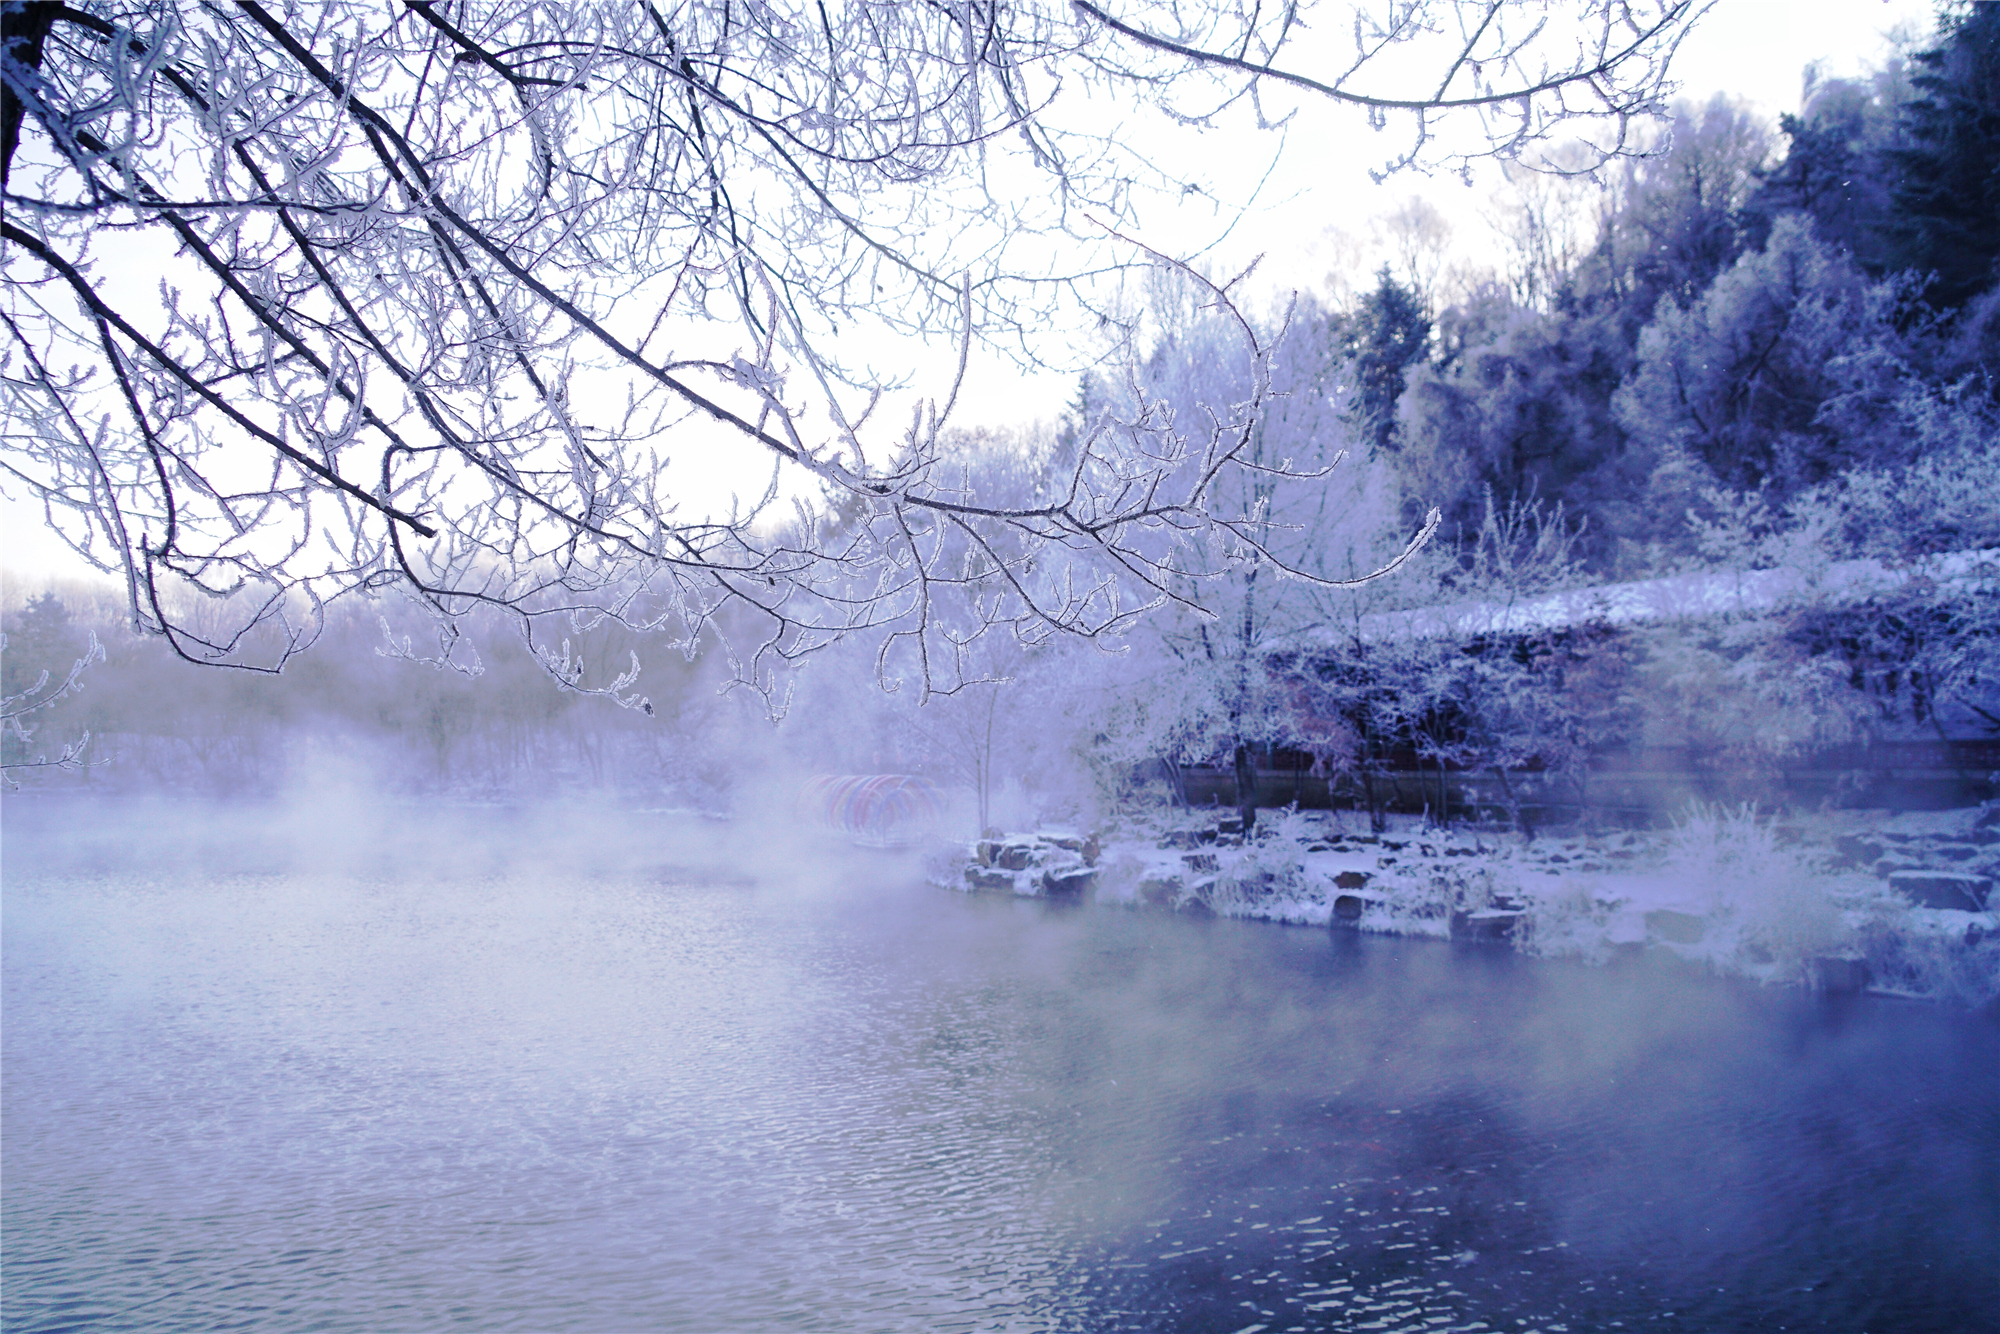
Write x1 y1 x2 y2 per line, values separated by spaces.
1745 111 1898 271
1883 3 2000 309
2 592 75 696
1337 268 1432 455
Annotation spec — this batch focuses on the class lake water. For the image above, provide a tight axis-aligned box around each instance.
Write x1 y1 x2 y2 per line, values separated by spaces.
4 798 1997 1333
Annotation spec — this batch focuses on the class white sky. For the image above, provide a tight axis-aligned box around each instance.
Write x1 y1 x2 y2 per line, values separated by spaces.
1 0 1937 590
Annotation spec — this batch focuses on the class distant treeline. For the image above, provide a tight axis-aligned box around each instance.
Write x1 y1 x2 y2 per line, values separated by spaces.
1 586 739 800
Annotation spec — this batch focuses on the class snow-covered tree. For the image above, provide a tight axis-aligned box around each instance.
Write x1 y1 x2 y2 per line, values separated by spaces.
1580 93 1775 334
1277 487 1597 828
1 0 1704 700
1741 56 1915 275
1395 295 1632 564
1615 214 1913 518
1102 280 1441 829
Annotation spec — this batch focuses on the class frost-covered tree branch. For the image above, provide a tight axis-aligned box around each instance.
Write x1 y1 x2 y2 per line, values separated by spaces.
1070 0 1707 177
1 1 1699 702
0 625 102 784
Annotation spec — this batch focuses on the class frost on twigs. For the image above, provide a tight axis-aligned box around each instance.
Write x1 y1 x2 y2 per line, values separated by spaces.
0 629 105 787
1 2 1695 702
1070 0 1704 179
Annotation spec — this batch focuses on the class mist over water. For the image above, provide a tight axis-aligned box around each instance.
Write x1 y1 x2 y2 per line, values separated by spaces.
4 794 1996 1333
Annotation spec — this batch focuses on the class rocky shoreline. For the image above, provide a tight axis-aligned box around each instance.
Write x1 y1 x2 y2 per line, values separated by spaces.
932 803 2000 1007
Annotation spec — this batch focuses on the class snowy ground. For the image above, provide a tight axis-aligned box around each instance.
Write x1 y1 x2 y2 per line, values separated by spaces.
933 803 2000 1008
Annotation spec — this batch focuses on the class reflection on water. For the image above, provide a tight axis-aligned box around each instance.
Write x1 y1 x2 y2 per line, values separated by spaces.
4 799 1996 1333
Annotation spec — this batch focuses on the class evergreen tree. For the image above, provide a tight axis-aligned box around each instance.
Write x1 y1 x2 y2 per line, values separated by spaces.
2 592 75 698
1337 268 1432 455
1 590 97 775
1745 111 1896 271
1741 55 1913 273
1883 3 2000 310
1053 370 1109 467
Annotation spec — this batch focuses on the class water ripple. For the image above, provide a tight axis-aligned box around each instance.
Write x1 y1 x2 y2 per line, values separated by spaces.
5 808 1996 1332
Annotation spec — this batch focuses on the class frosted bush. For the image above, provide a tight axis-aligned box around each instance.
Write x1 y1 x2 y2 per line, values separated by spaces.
1663 803 1793 884
1093 851 1150 908
1732 876 1849 977
1206 841 1312 919
1265 807 1328 845
1520 880 1615 961
1664 803 1849 975
1360 866 1460 937
1855 912 2000 1007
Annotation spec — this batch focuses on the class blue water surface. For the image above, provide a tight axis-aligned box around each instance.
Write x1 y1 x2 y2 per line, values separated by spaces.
5 796 1995 1333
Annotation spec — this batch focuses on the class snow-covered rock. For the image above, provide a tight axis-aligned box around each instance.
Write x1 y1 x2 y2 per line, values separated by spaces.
935 803 2000 1005
943 829 1101 898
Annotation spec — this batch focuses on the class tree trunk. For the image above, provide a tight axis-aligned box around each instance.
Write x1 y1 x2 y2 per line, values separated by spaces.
1229 561 1261 832
977 687 996 833
1 3 59 191
1361 766 1386 834
1233 742 1257 833
1493 764 1535 840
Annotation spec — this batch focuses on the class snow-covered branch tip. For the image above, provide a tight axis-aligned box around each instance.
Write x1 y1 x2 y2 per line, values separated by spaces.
1 630 106 787
2 1 1699 700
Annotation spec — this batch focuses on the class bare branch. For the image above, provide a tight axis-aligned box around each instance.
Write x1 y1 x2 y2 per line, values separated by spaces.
1 1 1698 700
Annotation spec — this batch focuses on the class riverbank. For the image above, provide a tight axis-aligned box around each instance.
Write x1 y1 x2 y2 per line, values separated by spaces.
934 802 2000 1007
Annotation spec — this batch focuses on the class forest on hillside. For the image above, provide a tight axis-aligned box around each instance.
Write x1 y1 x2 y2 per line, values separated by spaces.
6 7 1998 823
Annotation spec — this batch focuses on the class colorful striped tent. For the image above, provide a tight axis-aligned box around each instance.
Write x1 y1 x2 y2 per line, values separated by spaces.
798 775 947 848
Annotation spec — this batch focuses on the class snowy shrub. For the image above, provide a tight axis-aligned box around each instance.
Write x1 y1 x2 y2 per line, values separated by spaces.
1264 807 1327 846
1518 879 1615 961
1206 838 1312 918
1661 801 1787 883
1731 874 1849 977
1854 912 2000 1008
1665 388 2000 753
1633 618 1879 766
1663 803 1849 974
1355 863 1476 937
1092 850 1150 908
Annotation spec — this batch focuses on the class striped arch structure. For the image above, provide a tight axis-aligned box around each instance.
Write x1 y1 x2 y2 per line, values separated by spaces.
798 775 948 848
